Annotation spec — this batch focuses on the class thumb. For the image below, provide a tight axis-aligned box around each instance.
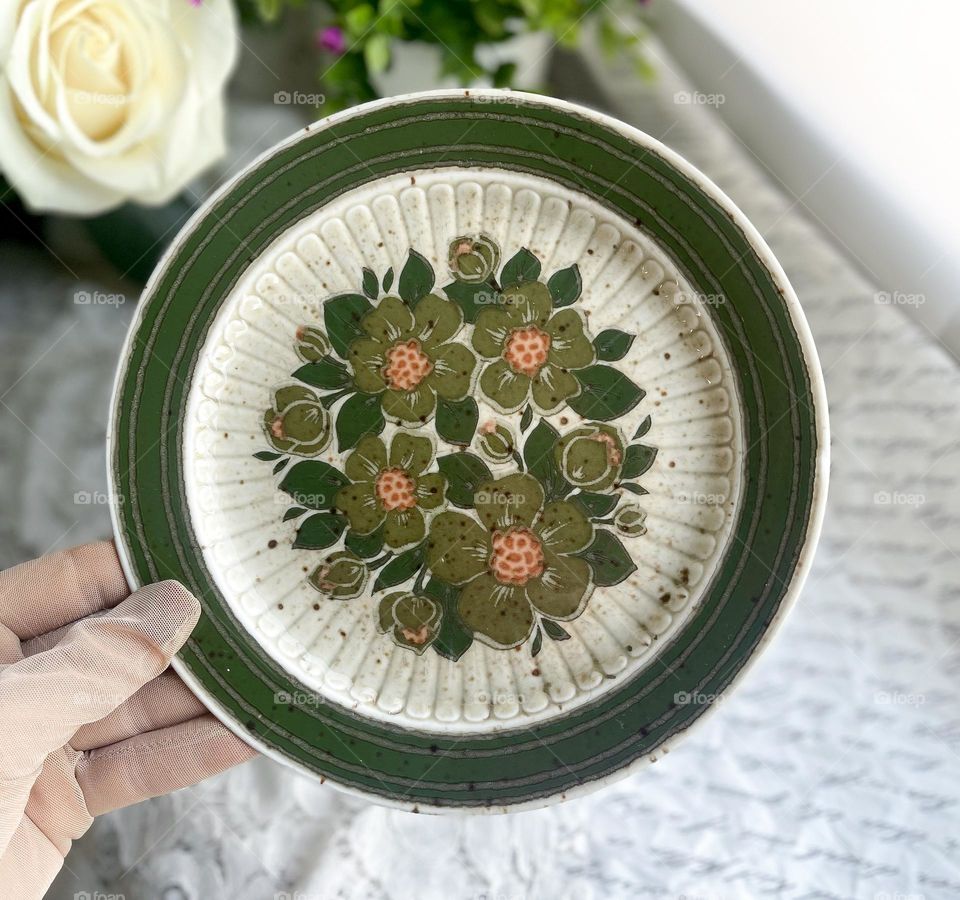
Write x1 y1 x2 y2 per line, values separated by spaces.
0 581 199 855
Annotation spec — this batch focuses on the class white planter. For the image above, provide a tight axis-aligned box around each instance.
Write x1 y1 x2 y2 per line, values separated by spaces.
371 31 553 97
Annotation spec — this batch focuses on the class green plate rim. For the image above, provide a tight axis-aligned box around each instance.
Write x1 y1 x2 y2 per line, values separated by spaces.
107 90 829 813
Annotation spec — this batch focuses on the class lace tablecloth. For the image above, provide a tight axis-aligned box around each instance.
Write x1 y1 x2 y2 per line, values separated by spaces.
2 46 957 900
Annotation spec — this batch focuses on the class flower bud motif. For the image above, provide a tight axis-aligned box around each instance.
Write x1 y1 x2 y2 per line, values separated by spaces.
263 385 331 457
477 420 515 464
378 592 442 654
295 325 331 362
614 504 647 537
308 551 368 600
448 234 500 283
554 423 626 491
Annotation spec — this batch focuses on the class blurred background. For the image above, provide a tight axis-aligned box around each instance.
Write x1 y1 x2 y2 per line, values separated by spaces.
1 1 958 897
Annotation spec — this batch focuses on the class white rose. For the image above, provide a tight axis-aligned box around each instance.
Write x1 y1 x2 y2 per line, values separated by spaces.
0 0 238 215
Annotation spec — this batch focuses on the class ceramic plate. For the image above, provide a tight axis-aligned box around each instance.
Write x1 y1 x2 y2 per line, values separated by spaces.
109 90 828 812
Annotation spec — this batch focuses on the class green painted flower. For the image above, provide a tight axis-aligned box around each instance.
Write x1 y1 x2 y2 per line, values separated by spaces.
555 423 625 491
263 385 331 457
295 325 330 362
425 473 594 649
472 281 595 413
347 294 478 423
378 592 442 654
448 234 499 283
335 432 447 549
308 551 368 600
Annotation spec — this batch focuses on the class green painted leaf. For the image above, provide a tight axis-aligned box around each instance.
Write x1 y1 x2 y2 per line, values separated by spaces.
293 357 352 390
542 619 570 641
523 419 571 502
374 543 426 591
345 524 385 559
324 293 373 359
633 415 652 439
621 482 649 496
621 444 658 479
283 506 307 522
547 263 582 307
272 458 289 475
520 405 533 433
572 492 619 518
336 392 385 452
362 267 378 300
424 579 473 661
500 248 541 287
442 279 496 324
531 625 543 657
279 460 348 510
575 529 637 586
436 396 479 446
253 450 281 461
293 513 347 550
568 365 645 421
398 249 434 305
594 329 636 361
436 452 492 508
382 267 394 293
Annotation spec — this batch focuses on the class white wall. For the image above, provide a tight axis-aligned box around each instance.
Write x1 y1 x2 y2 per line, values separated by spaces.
654 0 960 356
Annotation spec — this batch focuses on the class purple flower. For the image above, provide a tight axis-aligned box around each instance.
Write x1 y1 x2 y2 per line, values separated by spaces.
316 26 346 55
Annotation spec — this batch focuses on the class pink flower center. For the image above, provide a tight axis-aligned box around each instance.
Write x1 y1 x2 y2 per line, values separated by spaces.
375 467 417 511
270 415 285 439
383 339 433 391
489 527 545 586
504 325 551 377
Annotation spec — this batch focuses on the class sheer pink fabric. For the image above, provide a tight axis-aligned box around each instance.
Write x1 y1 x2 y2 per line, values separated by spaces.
0 542 256 898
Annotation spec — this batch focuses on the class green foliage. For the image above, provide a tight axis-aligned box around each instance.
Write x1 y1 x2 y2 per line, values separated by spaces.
241 0 652 110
